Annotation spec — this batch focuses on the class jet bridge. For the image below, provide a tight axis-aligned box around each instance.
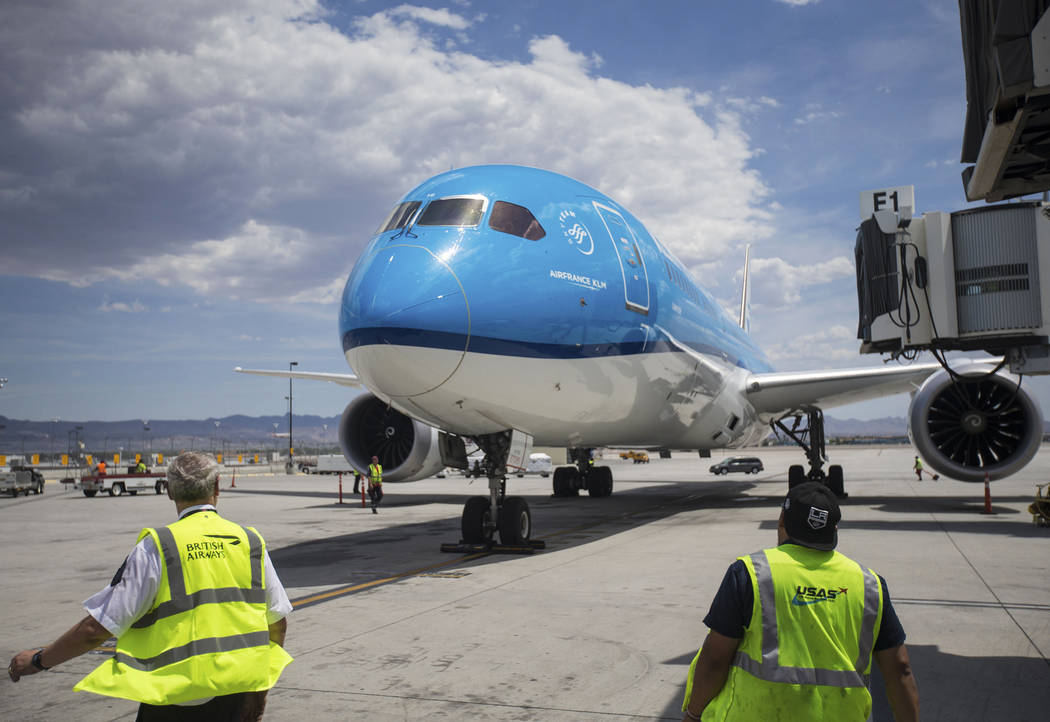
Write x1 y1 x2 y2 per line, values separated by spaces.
960 0 1050 202
855 187 1050 374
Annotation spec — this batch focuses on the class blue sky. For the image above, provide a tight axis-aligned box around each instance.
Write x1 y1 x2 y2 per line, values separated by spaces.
3 0 1046 423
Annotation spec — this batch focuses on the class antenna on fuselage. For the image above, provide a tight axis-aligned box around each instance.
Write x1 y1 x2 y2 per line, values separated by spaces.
738 243 751 333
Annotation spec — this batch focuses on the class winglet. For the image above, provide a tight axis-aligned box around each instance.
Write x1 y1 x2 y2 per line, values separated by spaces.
738 244 751 332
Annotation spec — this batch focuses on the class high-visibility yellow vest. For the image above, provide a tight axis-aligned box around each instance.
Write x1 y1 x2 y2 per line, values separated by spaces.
690 544 883 721
75 511 292 705
369 463 383 485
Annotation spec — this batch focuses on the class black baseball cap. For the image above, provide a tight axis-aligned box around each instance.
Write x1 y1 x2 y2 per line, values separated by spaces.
782 482 840 551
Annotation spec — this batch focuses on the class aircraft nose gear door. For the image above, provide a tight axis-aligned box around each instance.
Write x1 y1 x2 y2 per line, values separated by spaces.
594 201 650 315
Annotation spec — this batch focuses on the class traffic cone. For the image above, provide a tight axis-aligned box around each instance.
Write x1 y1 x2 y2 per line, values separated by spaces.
982 471 993 514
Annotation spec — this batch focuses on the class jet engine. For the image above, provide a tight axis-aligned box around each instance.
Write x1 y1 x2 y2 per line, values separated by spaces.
908 361 1043 482
337 393 447 482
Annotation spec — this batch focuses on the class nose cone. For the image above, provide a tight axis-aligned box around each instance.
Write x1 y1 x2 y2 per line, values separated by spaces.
341 244 469 397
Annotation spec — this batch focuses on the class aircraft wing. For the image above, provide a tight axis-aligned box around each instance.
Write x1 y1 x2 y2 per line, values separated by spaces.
745 362 948 418
234 366 363 388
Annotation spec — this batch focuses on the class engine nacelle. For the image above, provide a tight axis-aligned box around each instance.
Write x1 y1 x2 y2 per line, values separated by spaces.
908 361 1043 482
338 393 446 482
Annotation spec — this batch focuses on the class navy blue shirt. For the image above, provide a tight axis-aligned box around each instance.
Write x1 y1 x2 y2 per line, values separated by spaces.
703 549 906 652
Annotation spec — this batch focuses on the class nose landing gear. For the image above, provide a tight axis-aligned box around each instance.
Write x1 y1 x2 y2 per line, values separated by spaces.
443 430 545 554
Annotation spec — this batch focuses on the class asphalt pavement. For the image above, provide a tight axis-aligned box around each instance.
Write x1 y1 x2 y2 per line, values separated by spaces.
2 446 1048 720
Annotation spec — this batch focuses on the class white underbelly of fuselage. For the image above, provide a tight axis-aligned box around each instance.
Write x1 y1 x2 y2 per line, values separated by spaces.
347 345 769 449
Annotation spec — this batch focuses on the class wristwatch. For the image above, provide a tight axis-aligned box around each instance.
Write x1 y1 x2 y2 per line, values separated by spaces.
31 648 50 671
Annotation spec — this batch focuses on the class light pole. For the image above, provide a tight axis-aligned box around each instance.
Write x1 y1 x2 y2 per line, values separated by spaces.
213 420 220 453
288 361 298 472
142 420 150 460
50 418 59 461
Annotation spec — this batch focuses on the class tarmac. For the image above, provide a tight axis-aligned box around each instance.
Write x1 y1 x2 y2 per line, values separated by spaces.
2 445 1049 721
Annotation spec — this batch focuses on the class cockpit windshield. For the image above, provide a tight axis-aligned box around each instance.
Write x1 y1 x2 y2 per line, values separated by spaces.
489 201 545 240
376 201 421 234
417 197 486 227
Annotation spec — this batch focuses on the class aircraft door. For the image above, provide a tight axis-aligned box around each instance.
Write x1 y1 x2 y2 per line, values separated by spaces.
593 202 650 315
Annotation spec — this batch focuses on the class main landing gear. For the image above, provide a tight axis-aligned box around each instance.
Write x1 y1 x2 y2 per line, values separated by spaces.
551 448 613 498
772 407 845 498
451 431 543 551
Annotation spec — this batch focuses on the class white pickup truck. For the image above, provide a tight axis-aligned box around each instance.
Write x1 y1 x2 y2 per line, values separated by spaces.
79 471 168 498
0 467 45 497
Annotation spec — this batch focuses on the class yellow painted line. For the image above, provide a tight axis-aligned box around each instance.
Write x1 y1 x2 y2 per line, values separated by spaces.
291 552 490 609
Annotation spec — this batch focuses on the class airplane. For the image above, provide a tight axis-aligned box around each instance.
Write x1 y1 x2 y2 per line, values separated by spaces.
237 164 1044 546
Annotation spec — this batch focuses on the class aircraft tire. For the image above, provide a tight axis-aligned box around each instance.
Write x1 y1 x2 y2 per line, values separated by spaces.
552 467 578 497
461 496 491 544
586 466 613 497
788 465 805 487
827 465 844 497
498 496 531 545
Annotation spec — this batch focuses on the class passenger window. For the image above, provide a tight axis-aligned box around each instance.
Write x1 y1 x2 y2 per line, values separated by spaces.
376 201 421 234
417 198 486 227
489 201 546 240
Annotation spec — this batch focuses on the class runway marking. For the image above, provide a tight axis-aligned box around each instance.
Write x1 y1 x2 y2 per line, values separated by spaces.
895 597 1050 612
274 685 676 719
288 490 718 611
290 553 489 609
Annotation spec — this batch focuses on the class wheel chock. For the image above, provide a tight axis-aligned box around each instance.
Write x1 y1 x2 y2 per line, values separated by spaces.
440 539 546 554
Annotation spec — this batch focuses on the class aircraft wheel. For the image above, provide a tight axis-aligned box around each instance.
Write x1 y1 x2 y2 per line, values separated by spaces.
587 466 613 497
461 496 492 544
827 465 845 497
788 465 805 487
498 496 531 545
552 467 578 497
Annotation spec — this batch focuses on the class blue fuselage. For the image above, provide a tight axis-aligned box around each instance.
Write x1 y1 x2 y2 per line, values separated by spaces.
339 165 773 448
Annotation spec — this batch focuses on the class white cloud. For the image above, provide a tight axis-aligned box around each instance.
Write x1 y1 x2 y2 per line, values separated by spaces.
765 324 857 364
98 297 147 313
776 0 822 6
749 255 854 305
794 105 843 125
388 4 473 30
725 96 780 114
0 0 771 304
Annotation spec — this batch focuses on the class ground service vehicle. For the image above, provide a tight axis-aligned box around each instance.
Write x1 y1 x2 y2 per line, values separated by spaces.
79 472 168 497
0 467 45 496
618 451 649 463
307 454 355 474
709 456 764 475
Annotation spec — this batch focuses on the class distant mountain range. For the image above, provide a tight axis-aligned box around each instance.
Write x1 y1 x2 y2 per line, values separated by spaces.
2 412 1046 456
0 414 343 456
0 412 913 455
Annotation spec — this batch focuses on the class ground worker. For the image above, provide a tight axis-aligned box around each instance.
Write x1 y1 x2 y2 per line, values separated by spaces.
7 451 293 721
135 459 147 474
913 455 923 481
368 455 383 514
352 470 362 495
96 459 107 476
681 482 919 722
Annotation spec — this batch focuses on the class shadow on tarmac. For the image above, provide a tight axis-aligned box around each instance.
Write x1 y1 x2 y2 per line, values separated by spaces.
659 643 1050 721
255 481 1046 597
